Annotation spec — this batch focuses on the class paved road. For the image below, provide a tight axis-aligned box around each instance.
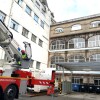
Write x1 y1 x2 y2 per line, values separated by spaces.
17 95 80 100
16 93 100 100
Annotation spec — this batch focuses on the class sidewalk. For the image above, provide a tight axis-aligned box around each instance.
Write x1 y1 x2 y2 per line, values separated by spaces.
59 92 100 100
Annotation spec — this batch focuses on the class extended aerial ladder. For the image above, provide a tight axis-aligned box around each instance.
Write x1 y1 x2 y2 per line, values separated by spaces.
0 21 55 100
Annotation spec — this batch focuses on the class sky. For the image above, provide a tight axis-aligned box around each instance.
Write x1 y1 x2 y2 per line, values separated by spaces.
47 0 100 22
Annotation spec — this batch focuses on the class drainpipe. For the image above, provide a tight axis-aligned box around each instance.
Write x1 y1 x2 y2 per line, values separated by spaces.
62 66 65 94
7 0 14 27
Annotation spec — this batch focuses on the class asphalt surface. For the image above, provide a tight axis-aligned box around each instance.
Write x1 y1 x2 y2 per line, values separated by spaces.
16 93 100 100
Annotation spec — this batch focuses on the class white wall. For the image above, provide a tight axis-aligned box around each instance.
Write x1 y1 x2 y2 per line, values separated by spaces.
0 0 52 70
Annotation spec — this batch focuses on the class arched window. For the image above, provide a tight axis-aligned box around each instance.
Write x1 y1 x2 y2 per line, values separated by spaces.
88 35 100 47
68 38 85 49
50 40 65 50
50 56 64 70
89 54 100 62
91 21 100 27
71 24 81 31
68 55 85 62
55 28 64 33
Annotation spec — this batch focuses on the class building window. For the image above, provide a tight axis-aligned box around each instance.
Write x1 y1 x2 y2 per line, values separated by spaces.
91 21 100 28
51 56 64 71
71 24 81 31
0 11 6 22
34 14 39 23
18 0 23 6
10 19 19 31
41 8 46 15
94 78 100 86
72 77 83 84
22 27 29 38
35 1 40 9
88 35 100 47
89 54 100 62
29 60 34 68
38 39 43 47
50 40 65 50
40 20 44 28
25 5 31 15
68 38 85 49
68 55 85 62
55 28 64 33
31 34 37 43
36 61 40 69
31 0 34 2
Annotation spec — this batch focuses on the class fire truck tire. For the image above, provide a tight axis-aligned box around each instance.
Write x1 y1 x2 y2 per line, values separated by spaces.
0 88 3 100
4 85 17 100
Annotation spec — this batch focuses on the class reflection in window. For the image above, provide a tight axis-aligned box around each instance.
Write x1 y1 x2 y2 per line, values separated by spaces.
25 5 31 15
55 28 64 33
89 54 100 62
88 35 100 47
68 38 85 49
18 0 23 6
68 55 85 62
50 56 64 71
71 24 81 31
50 40 65 50
34 14 39 23
91 21 100 27
10 19 19 31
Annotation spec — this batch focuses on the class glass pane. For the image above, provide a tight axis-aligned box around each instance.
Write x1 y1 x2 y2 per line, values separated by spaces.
71 24 81 30
25 5 31 15
94 80 98 85
34 14 39 23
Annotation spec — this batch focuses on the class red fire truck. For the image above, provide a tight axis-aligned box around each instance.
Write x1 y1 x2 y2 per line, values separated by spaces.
0 21 55 100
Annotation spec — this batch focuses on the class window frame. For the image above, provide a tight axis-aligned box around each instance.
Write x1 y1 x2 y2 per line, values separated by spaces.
34 14 39 23
89 54 100 62
50 40 65 50
88 35 100 47
36 61 40 69
31 34 37 43
38 39 43 47
71 24 81 31
40 20 44 28
55 28 64 33
68 55 85 62
22 27 29 38
17 0 23 6
91 21 100 28
25 5 32 15
35 1 40 9
68 38 85 49
10 19 19 31
0 11 6 22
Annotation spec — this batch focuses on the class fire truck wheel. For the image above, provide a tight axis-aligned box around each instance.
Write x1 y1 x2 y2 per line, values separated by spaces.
4 85 17 100
0 89 3 99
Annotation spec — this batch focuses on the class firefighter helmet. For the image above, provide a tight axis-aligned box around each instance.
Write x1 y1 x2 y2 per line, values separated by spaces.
21 50 25 53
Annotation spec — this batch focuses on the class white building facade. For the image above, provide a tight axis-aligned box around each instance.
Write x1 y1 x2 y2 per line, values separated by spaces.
0 0 54 70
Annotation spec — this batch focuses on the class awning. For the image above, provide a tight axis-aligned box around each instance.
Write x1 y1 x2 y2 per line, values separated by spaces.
55 62 100 71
